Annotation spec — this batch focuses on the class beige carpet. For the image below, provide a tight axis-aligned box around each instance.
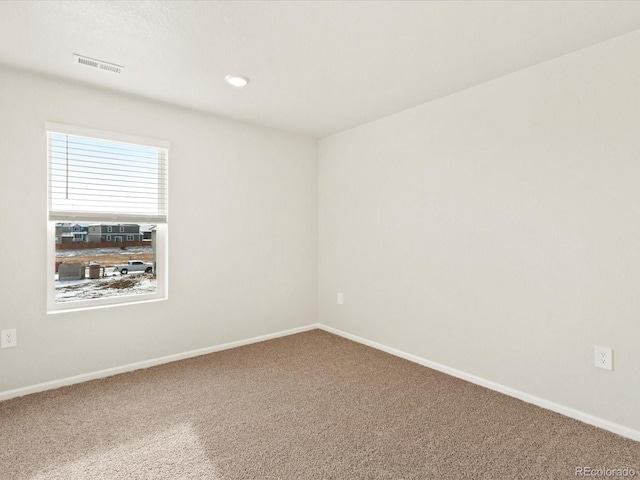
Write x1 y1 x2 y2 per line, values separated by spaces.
1 329 638 479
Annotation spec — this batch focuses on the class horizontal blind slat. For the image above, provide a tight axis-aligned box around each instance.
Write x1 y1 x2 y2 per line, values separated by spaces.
50 155 160 172
49 211 167 223
51 171 161 185
50 141 160 158
49 149 162 167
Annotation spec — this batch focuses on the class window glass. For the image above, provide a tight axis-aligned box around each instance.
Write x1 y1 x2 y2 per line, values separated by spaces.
47 123 168 312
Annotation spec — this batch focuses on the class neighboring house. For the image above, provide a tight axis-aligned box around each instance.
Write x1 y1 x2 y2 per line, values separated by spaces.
87 224 142 243
139 224 154 241
54 223 88 244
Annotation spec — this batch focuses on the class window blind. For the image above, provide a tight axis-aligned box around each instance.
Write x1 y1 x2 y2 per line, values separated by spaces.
47 125 168 223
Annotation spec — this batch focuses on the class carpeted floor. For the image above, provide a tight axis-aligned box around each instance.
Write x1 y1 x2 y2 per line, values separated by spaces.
0 329 638 479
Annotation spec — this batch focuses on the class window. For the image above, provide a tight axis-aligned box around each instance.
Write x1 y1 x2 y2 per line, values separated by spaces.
47 123 169 312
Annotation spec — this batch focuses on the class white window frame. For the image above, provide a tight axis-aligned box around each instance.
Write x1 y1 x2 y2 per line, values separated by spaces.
107 226 113 233
106 235 112 242
119 226 125 233
127 234 134 241
46 123 169 313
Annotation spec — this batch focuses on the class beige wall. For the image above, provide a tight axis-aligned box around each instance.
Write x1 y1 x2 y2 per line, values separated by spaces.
318 31 640 431
0 66 318 392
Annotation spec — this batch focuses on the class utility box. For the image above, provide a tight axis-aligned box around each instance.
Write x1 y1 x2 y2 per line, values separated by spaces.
58 262 85 281
89 263 101 279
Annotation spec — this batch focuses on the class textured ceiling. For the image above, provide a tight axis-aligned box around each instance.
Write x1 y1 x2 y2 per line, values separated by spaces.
1 1 640 138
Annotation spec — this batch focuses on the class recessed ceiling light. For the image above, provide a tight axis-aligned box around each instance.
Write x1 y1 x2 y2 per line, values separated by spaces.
225 75 249 87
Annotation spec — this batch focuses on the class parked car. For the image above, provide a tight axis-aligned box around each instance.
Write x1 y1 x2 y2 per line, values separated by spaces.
113 260 153 274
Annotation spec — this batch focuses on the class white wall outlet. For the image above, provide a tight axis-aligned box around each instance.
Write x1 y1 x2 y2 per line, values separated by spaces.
1 328 17 348
337 292 344 305
594 345 612 371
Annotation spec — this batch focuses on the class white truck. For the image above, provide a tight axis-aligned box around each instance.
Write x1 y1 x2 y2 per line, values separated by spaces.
113 260 153 275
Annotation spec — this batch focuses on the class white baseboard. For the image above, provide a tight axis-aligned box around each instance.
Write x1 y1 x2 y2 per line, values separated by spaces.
2 322 638 443
0 324 319 402
318 324 640 443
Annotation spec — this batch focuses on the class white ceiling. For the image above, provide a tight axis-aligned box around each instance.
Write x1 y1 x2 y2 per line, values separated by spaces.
1 1 640 138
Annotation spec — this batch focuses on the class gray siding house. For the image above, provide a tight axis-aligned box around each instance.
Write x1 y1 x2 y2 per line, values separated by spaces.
55 223 88 244
140 224 154 241
87 224 142 243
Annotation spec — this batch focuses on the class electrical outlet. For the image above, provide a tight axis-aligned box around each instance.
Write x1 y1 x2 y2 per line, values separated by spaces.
594 345 612 371
337 292 344 305
1 328 17 348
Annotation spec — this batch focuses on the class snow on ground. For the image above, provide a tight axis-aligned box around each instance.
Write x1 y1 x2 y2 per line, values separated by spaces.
57 246 152 258
55 272 156 303
55 246 155 303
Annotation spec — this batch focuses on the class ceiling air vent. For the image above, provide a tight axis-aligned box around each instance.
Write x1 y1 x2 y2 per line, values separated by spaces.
73 54 124 74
